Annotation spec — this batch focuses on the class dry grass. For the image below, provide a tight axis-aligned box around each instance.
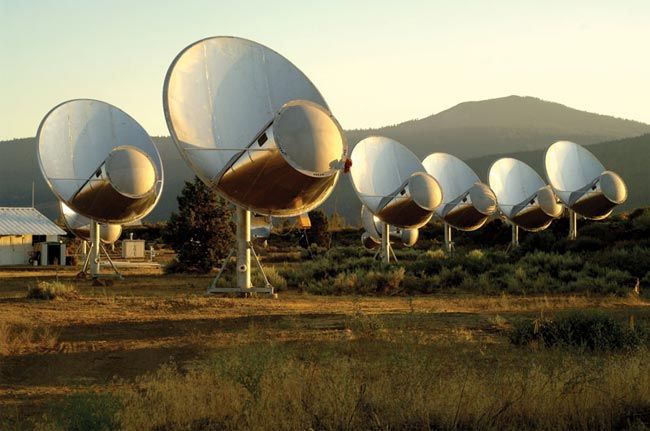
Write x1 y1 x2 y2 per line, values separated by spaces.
0 270 648 429
26 281 80 300
0 321 60 355
113 339 650 431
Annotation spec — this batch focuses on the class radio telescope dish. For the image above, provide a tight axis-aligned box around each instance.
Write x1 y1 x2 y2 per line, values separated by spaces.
164 36 348 295
545 141 627 221
164 36 347 217
489 158 562 246
360 205 418 249
350 136 441 261
422 153 497 251
37 99 163 279
423 153 497 230
350 136 442 229
61 202 122 244
37 99 164 224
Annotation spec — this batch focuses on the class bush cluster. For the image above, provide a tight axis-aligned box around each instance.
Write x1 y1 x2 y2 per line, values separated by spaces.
509 311 650 351
280 243 647 296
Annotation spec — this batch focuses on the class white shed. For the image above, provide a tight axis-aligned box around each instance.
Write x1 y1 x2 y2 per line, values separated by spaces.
0 207 66 266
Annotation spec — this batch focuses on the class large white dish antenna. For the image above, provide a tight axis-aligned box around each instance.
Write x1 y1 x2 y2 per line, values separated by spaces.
545 141 627 219
489 158 562 231
164 36 347 216
350 136 442 229
422 153 497 231
60 202 122 244
37 99 163 224
360 205 418 248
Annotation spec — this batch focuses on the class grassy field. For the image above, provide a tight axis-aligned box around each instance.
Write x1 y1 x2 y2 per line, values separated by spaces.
0 268 649 430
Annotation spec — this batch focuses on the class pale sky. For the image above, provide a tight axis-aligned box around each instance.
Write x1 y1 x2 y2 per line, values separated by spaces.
1 0 648 140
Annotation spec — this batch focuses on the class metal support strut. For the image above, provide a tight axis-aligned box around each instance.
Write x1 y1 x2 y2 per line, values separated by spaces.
381 222 391 263
90 220 101 277
208 207 275 296
511 224 519 248
444 222 454 253
568 209 578 240
77 221 122 280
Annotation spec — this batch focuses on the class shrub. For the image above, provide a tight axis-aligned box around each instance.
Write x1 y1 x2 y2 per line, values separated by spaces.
26 281 79 300
519 251 584 276
306 210 331 249
436 266 468 289
565 236 606 252
517 229 559 253
362 267 406 295
253 266 287 291
164 177 235 273
630 208 650 233
466 249 485 260
345 309 384 338
407 251 446 275
421 249 446 260
48 392 122 431
304 266 406 296
261 250 302 263
509 311 649 351
591 246 650 279
326 246 368 261
331 272 359 295
402 273 436 294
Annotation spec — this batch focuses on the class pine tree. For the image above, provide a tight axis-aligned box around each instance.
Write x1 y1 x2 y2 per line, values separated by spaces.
307 210 331 249
165 177 235 273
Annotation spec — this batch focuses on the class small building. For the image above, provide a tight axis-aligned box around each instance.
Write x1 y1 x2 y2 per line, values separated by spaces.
0 207 67 266
122 239 146 259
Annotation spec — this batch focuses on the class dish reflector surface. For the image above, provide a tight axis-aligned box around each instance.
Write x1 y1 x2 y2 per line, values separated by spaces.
164 36 346 216
545 141 604 205
37 99 163 224
422 153 496 230
350 136 441 228
545 141 627 219
489 158 562 231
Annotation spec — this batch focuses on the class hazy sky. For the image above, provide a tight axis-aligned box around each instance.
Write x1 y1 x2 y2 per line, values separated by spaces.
1 0 648 140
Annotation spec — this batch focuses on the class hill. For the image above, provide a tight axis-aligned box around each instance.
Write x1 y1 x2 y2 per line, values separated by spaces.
346 95 650 159
1 96 648 223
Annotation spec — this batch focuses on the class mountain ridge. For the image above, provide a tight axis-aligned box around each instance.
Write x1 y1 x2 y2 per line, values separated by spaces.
2 95 648 224
348 96 649 133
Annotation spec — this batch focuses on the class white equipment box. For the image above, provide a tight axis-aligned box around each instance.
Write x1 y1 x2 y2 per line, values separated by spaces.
122 239 146 259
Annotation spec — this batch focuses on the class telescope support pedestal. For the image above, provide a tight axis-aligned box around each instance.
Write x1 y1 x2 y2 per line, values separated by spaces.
208 207 275 296
381 223 392 263
444 222 454 253
511 224 519 247
77 221 122 281
568 209 578 240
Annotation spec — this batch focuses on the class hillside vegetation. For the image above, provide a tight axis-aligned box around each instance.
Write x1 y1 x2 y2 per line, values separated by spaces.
1 96 648 223
261 208 650 297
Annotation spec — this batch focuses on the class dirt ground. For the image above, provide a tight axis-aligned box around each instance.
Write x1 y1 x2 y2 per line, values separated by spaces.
1 267 648 422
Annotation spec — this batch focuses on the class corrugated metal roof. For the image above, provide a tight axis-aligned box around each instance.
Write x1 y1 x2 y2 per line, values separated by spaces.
0 207 66 236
